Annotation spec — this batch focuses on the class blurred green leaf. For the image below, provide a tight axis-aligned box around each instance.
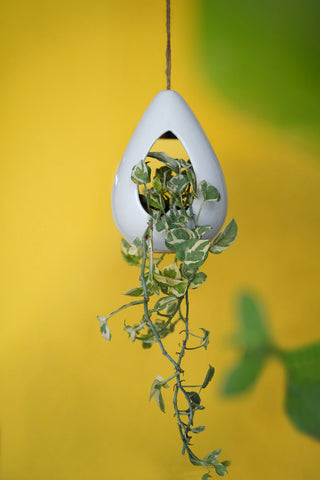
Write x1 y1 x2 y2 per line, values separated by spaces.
223 351 266 395
214 462 228 476
204 448 222 464
236 293 271 349
202 473 212 480
281 342 320 439
200 0 320 148
191 426 206 434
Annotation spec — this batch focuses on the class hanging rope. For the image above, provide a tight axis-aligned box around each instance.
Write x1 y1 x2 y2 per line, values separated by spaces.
166 0 171 90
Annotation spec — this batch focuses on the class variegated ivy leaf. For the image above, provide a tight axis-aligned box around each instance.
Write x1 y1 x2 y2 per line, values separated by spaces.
166 206 187 229
204 448 222 465
189 271 207 289
191 426 206 434
200 328 210 350
131 159 151 184
123 321 143 342
210 218 238 254
148 191 165 211
194 225 212 238
168 279 188 298
151 209 161 223
176 238 211 269
198 180 220 202
152 175 162 193
124 286 144 297
188 451 207 467
147 151 180 173
214 462 229 476
153 267 169 294
155 215 168 233
165 227 195 251
125 274 156 297
121 237 142 266
185 165 197 193
153 296 178 315
149 375 169 413
97 316 111 341
167 172 190 194
163 263 181 280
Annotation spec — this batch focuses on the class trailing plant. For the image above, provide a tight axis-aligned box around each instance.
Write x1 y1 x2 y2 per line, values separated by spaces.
98 152 237 478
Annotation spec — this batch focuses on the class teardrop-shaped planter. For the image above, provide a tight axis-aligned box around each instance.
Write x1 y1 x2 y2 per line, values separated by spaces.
112 90 227 252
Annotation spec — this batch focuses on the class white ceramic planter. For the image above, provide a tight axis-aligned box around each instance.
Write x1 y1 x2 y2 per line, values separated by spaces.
112 90 227 252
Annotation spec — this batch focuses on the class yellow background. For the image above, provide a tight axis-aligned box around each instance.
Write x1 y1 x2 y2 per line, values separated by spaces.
1 1 319 479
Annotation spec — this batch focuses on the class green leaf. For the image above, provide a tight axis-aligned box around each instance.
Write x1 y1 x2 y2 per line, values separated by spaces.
155 215 168 233
191 426 206 434
281 341 320 440
148 191 165 211
223 351 266 395
185 165 197 193
214 462 228 476
205 448 222 464
149 376 166 413
210 218 238 254
166 205 186 229
201 364 215 389
152 175 162 192
153 296 178 315
124 286 144 297
147 151 179 173
131 159 151 184
199 180 220 202
165 227 195 251
194 225 212 238
200 328 210 350
187 391 201 406
121 237 142 266
123 322 143 342
187 450 207 467
176 239 211 269
168 279 188 298
163 263 181 280
97 316 111 341
167 173 190 194
236 293 272 349
190 271 207 289
202 474 212 480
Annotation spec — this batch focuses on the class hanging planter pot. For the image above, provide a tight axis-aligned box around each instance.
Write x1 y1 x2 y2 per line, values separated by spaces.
112 89 227 252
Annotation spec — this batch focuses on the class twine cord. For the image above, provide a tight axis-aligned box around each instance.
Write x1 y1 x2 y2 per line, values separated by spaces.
166 0 171 89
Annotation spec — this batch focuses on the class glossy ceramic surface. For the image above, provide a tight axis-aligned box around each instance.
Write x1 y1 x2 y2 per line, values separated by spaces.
112 90 227 252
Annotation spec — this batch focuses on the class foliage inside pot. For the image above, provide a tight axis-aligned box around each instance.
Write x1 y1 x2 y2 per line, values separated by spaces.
98 151 237 478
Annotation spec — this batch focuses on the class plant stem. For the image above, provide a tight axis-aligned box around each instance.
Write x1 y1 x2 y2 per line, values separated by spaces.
195 200 205 227
140 226 181 372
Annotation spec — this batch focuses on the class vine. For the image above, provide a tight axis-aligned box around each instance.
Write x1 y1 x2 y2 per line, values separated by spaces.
98 152 237 478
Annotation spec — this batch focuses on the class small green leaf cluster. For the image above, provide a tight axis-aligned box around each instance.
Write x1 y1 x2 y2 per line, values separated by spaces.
98 152 238 477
